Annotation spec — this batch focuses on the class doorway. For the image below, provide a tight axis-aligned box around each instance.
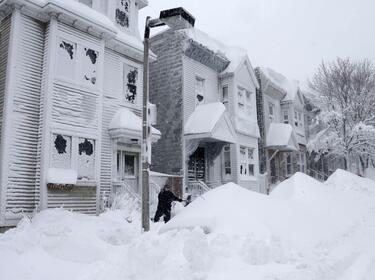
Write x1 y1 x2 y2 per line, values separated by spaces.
188 147 206 182
116 150 139 194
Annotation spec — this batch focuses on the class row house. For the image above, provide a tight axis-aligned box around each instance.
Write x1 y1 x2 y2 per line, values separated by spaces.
0 0 162 228
149 28 261 192
255 67 308 188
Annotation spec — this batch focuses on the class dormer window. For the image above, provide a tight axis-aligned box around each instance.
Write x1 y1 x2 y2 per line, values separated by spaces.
78 0 93 7
116 0 131 29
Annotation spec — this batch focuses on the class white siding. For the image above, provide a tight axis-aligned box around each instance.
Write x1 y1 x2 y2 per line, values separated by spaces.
47 186 96 214
182 56 219 123
0 15 12 225
4 13 44 218
100 48 143 197
44 22 104 214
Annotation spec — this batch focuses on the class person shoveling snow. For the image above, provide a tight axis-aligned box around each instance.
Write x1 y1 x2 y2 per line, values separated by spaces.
153 184 183 223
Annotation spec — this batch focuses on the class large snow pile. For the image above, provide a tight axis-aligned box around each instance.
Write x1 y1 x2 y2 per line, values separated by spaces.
1 171 375 280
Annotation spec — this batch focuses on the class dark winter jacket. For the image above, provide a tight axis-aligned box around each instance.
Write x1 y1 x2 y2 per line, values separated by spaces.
157 190 182 210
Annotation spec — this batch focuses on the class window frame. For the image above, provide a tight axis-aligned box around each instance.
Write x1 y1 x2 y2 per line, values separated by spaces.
222 144 232 178
195 76 205 107
50 133 97 183
55 36 100 90
239 146 255 178
268 102 275 123
222 84 229 107
123 62 139 105
115 0 131 30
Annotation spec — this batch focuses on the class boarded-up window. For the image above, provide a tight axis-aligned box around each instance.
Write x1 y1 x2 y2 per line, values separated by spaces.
124 63 138 104
77 138 95 180
52 134 72 169
56 39 76 81
116 0 130 28
82 47 99 86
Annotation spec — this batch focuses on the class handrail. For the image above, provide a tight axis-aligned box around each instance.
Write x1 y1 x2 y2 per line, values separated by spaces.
112 181 141 202
308 168 329 182
186 180 210 200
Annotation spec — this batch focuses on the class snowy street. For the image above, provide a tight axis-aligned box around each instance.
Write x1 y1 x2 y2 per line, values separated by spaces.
1 170 375 280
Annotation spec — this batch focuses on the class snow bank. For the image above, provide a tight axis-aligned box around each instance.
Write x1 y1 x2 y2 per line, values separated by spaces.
1 171 375 280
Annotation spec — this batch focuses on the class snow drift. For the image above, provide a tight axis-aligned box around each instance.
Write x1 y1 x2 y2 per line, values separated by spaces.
0 170 374 280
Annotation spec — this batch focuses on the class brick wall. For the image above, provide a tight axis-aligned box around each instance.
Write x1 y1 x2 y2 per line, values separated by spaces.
149 30 185 175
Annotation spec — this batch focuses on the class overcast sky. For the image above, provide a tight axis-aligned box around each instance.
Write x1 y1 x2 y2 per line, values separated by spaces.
139 0 375 88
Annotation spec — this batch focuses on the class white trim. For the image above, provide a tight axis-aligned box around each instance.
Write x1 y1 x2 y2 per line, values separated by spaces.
95 38 105 214
0 9 20 225
39 17 59 210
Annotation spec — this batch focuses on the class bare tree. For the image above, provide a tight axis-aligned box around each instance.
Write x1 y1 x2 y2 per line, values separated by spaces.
308 58 375 174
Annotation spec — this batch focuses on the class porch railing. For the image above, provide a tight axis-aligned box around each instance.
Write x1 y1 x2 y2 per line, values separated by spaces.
111 180 162 217
308 169 329 182
186 180 211 201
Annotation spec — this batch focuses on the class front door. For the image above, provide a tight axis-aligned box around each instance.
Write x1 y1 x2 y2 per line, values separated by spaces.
188 147 206 182
116 151 139 193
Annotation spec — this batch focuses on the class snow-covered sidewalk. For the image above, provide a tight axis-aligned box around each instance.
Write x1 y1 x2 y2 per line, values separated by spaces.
0 169 375 280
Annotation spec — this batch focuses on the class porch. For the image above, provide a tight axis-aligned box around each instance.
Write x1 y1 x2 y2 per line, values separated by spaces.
184 103 236 196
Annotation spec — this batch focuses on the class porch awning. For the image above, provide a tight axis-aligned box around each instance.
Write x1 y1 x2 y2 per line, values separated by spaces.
266 123 298 151
108 108 161 142
184 102 236 144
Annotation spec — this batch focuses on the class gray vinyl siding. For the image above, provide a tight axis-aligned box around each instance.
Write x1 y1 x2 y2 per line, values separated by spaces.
5 14 44 216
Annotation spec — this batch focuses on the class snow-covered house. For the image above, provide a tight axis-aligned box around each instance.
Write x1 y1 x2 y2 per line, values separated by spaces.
0 0 161 227
255 67 308 186
149 28 261 193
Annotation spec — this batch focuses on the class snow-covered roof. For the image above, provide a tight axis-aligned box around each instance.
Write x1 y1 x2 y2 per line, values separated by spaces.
109 108 161 141
1 0 145 53
184 102 236 144
266 123 299 151
47 168 77 185
181 28 257 80
260 67 300 101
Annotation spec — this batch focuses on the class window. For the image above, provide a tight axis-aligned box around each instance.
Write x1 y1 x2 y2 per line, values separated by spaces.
195 77 205 107
296 152 306 173
77 138 95 181
269 102 275 123
222 145 231 176
239 146 255 177
82 47 99 86
78 0 93 7
247 148 254 176
51 135 96 182
52 134 72 169
283 110 289 124
286 154 292 175
56 38 99 87
56 39 77 82
238 88 245 113
124 63 138 104
116 0 130 29
245 91 252 115
222 85 229 108
117 151 137 180
294 110 304 128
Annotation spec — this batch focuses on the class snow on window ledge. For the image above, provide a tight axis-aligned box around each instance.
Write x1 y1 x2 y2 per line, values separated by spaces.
47 168 77 185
